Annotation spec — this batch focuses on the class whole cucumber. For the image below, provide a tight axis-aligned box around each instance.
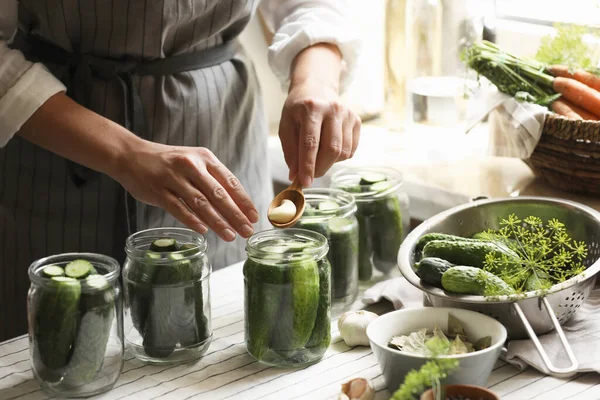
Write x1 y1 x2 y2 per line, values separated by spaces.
415 233 480 254
306 259 332 351
441 266 515 295
422 240 520 274
415 257 454 288
290 259 320 348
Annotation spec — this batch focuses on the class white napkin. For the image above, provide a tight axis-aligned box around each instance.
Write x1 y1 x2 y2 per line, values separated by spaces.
361 278 600 376
505 287 600 375
487 94 548 159
361 277 426 310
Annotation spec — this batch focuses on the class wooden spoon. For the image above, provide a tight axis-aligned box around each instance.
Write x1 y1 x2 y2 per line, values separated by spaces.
267 177 306 228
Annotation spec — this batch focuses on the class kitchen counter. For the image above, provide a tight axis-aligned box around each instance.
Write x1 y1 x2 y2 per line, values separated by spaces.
2 262 600 400
268 121 600 221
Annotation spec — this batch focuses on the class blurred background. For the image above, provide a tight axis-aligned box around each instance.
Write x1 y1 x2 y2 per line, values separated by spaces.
240 0 600 222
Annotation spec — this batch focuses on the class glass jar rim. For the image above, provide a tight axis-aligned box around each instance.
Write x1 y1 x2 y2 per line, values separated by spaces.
28 252 121 290
125 227 207 262
300 188 357 221
246 228 329 262
331 166 404 201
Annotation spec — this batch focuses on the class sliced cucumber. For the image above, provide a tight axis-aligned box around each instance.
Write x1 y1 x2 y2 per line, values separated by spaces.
359 172 387 185
371 181 393 193
88 265 99 275
149 238 178 252
41 265 65 278
318 200 340 211
65 260 94 279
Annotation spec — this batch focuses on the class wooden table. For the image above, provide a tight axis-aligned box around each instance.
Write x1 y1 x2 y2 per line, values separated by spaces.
1 263 600 400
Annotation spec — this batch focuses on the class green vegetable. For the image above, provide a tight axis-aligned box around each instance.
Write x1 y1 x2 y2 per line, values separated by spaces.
371 186 403 272
422 239 520 275
355 210 375 281
244 259 285 360
33 277 81 382
64 259 94 279
441 266 515 295
289 260 320 348
63 275 115 386
536 23 599 71
149 238 178 252
305 259 332 350
480 214 587 293
359 172 387 185
525 271 552 292
463 40 560 106
41 265 65 278
318 200 340 211
415 233 479 255
415 257 453 288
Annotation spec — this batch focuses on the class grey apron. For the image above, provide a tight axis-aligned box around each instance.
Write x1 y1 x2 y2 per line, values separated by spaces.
0 0 273 341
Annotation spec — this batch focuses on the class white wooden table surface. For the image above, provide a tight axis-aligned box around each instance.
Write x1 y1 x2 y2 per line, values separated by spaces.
1 262 600 400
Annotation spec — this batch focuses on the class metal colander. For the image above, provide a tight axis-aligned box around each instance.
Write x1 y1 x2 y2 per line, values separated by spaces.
398 197 600 377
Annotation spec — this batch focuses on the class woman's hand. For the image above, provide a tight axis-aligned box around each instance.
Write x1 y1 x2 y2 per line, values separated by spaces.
279 43 361 187
115 142 259 242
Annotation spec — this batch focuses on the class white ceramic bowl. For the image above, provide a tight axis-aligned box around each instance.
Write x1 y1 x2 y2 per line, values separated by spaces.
366 307 507 393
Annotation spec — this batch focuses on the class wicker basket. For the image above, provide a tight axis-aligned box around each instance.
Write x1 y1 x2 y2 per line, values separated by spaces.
529 114 600 195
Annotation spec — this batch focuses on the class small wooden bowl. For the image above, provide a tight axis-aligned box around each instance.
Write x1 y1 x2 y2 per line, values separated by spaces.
420 384 499 400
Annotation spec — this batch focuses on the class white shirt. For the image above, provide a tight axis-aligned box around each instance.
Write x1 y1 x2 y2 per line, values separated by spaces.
0 0 360 147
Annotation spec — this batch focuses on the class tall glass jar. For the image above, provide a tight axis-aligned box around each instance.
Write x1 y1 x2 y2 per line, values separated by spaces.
123 228 212 364
27 253 123 398
331 167 410 283
244 229 331 366
295 188 359 314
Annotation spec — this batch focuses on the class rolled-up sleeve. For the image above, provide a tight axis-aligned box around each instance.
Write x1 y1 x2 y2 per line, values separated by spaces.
0 0 66 147
258 0 361 93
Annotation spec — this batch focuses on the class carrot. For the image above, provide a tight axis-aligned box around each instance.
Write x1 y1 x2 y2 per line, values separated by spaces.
549 65 600 92
553 77 600 116
551 99 583 120
550 99 600 120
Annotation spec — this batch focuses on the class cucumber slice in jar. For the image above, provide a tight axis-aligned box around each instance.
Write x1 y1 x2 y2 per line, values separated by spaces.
41 265 65 278
318 200 340 211
65 259 94 279
359 173 387 186
149 238 178 252
370 181 394 193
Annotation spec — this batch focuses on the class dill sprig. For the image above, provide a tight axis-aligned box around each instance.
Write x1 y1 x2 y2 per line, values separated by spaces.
476 214 588 295
390 337 459 400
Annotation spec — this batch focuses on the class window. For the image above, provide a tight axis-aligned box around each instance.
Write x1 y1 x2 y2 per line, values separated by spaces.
495 0 600 26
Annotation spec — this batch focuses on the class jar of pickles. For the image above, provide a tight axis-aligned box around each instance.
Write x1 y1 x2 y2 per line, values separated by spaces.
27 253 123 397
244 229 331 366
123 228 212 364
331 167 410 283
295 188 359 314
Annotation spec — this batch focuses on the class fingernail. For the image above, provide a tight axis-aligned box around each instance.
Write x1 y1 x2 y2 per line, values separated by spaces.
223 229 236 241
241 224 254 238
248 211 259 224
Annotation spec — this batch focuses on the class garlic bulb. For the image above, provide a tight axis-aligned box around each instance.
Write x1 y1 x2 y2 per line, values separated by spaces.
269 199 297 223
338 310 378 347
339 378 375 400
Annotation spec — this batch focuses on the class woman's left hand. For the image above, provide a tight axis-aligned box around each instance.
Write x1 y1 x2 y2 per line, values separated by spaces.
278 43 361 188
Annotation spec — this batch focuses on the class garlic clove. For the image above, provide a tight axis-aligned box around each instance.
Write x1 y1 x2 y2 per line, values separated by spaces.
269 199 297 223
338 310 379 347
340 378 375 400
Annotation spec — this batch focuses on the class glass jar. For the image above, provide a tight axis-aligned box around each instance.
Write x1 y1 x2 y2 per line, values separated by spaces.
27 253 123 398
331 167 410 283
244 229 331 367
295 188 359 314
123 227 212 364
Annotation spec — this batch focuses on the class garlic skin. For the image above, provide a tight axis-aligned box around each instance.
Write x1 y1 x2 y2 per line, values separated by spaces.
340 378 375 400
338 310 378 347
269 199 297 223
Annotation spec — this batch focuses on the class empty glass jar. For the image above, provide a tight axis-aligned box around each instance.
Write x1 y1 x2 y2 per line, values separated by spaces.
123 227 212 364
28 253 123 397
331 167 410 283
244 229 331 366
295 188 359 314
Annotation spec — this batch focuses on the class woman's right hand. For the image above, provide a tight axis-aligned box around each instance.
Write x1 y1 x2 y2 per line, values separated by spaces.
114 141 259 242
